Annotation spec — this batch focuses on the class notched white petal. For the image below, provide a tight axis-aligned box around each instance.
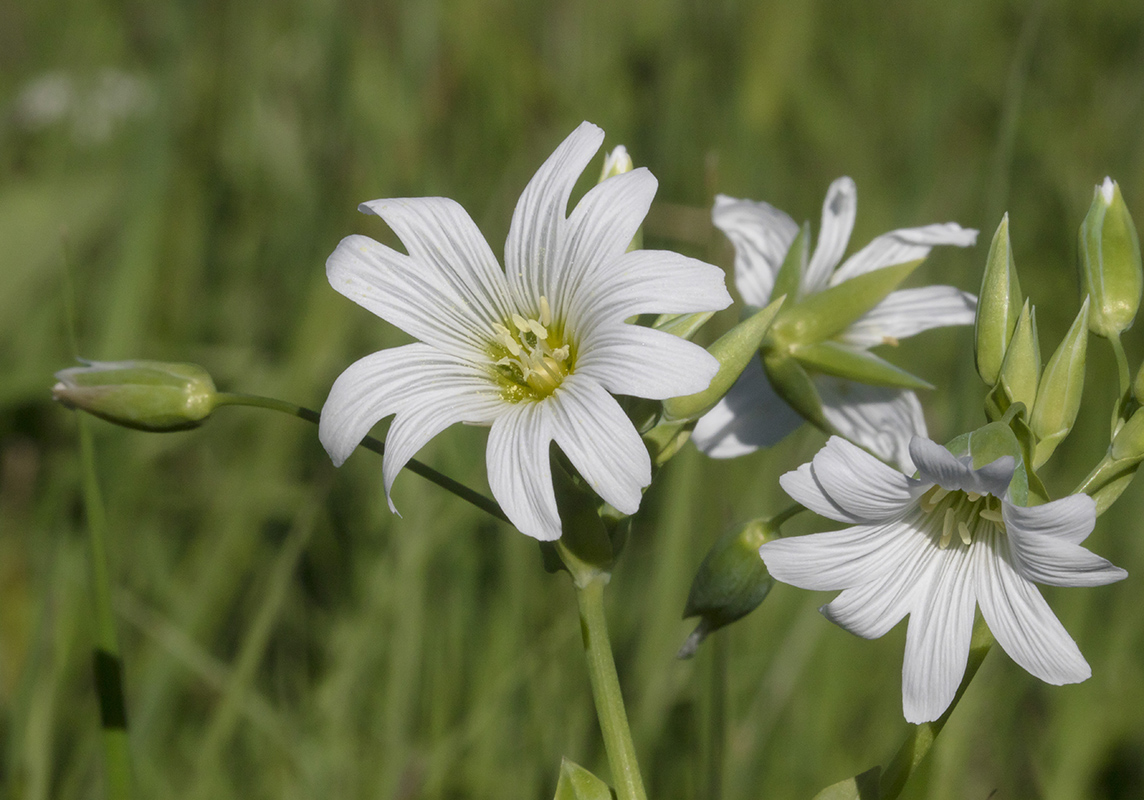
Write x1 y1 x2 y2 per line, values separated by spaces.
711 193 799 307
1004 496 1127 587
693 357 804 459
803 177 858 295
808 436 919 522
487 402 562 541
577 323 720 400
831 223 978 286
841 286 977 348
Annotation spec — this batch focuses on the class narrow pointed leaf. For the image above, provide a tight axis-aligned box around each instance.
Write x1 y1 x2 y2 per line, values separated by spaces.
811 767 881 800
792 341 934 390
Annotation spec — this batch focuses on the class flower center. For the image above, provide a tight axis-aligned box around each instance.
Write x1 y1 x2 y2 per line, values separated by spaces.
919 485 1006 549
490 296 574 402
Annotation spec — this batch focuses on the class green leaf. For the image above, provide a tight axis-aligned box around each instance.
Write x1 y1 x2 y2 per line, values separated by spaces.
553 758 614 800
769 260 921 345
791 341 933 390
810 766 881 800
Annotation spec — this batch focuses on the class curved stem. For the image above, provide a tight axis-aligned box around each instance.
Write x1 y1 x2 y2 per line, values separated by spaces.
1110 333 1131 438
213 392 509 525
571 573 648 800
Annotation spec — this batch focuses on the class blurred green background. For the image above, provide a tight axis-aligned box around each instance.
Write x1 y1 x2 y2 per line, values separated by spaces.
2 0 1143 798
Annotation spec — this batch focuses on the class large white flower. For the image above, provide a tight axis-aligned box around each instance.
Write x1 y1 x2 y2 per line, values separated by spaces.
693 178 978 472
760 435 1127 723
319 122 732 540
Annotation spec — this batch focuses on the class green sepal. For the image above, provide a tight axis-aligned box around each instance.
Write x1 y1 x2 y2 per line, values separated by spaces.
1079 178 1143 338
543 456 613 585
661 296 785 422
651 310 716 341
677 518 778 659
771 220 810 303
811 767 881 800
791 341 934 390
769 259 922 345
996 301 1040 413
974 214 1023 387
1030 298 1090 468
763 351 831 431
52 359 218 432
553 757 614 800
642 419 692 467
965 420 1030 506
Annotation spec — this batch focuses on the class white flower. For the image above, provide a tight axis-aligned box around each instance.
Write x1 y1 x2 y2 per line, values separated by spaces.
761 435 1127 723
319 122 732 540
693 178 978 472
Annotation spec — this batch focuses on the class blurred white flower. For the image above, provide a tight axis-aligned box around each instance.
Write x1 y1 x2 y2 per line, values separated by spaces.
761 435 1126 723
320 122 731 540
12 68 154 144
693 178 977 472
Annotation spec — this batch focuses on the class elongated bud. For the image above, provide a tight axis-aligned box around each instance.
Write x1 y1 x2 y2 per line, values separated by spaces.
996 301 1040 414
661 296 785 422
1079 177 1143 338
1030 298 1090 468
677 517 779 659
975 214 1023 386
52 360 217 432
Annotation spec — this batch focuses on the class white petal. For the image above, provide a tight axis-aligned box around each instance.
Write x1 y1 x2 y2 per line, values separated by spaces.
908 437 1014 497
554 168 658 321
1003 496 1127 587
759 519 911 591
821 534 936 639
548 375 651 514
901 545 976 724
802 177 857 294
504 122 604 306
358 197 516 332
817 380 927 473
569 249 731 328
319 344 499 466
327 234 490 359
830 223 978 286
802 436 919 522
382 386 506 513
576 323 720 400
486 401 561 541
692 357 804 458
973 527 1091 685
711 193 799 307
840 286 977 348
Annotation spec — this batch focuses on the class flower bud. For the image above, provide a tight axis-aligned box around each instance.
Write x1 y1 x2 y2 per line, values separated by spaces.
975 214 1023 386
1079 177 1143 338
1030 297 1089 468
52 360 217 432
677 517 779 659
661 296 785 422
598 145 633 182
996 301 1040 415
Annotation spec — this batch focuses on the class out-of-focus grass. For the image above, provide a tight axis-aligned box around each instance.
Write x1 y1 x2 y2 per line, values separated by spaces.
1 1 1143 798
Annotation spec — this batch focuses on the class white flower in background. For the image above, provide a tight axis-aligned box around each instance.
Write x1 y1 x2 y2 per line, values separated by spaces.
693 178 978 472
320 122 731 540
13 68 154 144
760 435 1127 723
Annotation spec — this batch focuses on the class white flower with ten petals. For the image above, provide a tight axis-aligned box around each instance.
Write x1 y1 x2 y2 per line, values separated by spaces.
319 122 732 541
693 178 978 472
760 435 1127 723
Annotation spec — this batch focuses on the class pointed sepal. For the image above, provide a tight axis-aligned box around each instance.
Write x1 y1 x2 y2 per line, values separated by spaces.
791 341 933 390
996 301 1040 414
974 214 1023 386
1030 298 1090 468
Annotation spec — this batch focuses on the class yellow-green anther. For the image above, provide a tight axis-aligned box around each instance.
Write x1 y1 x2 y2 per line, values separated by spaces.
677 517 780 659
1030 297 1090 468
790 341 933 390
661 296 785 422
1079 177 1143 338
52 360 218 432
975 214 1023 386
997 300 1040 414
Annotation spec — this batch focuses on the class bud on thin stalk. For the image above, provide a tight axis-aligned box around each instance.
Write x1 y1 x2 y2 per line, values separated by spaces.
53 360 218 432
1079 177 1143 338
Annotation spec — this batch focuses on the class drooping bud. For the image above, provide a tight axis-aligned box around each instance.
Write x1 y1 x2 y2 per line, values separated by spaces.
52 360 218 432
1079 177 1143 338
975 214 1023 386
661 296 785 422
996 301 1040 415
677 517 780 659
1030 298 1090 468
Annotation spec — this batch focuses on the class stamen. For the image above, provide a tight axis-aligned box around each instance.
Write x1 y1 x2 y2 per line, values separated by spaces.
539 296 552 327
491 299 573 399
921 486 950 513
940 508 955 548
979 508 1003 523
966 491 981 501
512 313 531 332
958 521 972 546
528 320 549 339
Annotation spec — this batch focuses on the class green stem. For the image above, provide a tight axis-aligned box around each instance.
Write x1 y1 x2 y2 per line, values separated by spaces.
768 503 807 529
704 628 728 800
556 538 646 800
77 417 132 800
213 392 509 525
1110 333 1131 438
878 619 994 800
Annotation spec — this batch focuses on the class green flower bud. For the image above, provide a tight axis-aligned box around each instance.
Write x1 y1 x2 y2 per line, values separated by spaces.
52 360 218 432
677 517 779 659
1030 298 1090 468
975 214 1023 386
1079 177 1143 338
996 301 1040 415
661 296 785 422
